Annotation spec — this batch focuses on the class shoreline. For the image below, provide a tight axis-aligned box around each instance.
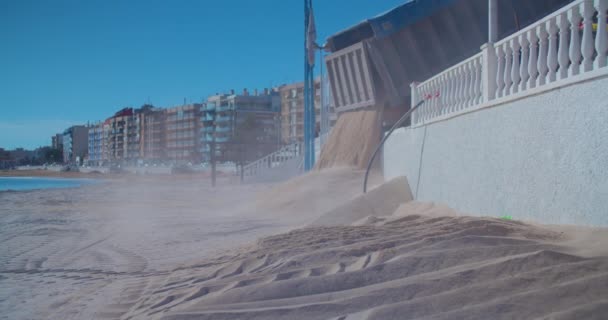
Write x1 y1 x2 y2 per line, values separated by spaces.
0 169 239 182
0 169 106 178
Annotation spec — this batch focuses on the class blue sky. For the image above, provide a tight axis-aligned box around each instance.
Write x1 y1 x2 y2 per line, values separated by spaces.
0 0 404 149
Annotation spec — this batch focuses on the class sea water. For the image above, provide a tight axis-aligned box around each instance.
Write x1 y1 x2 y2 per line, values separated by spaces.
0 177 98 191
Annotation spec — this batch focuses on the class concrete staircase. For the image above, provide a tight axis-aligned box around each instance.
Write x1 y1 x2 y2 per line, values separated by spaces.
241 131 331 184
242 142 304 183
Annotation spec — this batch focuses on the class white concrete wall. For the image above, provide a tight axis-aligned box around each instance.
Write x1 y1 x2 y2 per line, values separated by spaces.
384 76 608 226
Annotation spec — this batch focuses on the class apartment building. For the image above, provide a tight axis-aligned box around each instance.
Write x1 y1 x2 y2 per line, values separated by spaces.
279 78 336 144
139 105 166 163
62 125 89 164
202 89 280 162
104 108 142 164
165 103 202 163
87 123 104 166
51 133 63 151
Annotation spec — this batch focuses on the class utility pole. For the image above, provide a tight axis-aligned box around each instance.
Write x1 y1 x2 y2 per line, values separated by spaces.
210 138 216 187
304 0 316 171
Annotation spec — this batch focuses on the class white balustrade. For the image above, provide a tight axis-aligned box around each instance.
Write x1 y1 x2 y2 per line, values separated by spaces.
495 0 606 95
410 0 606 127
410 0 608 126
412 53 483 124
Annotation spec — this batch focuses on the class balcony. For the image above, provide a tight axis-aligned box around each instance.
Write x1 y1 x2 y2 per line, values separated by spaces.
202 114 214 122
205 103 216 111
202 126 214 133
215 136 229 143
215 126 231 133
216 105 231 112
215 115 231 122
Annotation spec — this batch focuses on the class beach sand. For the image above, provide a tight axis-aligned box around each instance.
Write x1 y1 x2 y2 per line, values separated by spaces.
1 168 607 319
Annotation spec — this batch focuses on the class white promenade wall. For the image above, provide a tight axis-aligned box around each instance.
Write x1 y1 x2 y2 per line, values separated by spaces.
384 75 608 226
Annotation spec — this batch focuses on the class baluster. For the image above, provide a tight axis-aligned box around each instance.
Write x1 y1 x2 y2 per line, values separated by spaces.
435 75 442 115
411 83 418 124
458 66 465 109
452 69 459 111
546 18 559 83
429 81 435 118
446 72 453 112
440 75 446 115
422 84 429 120
595 0 608 69
519 34 530 92
427 81 434 118
418 84 424 121
434 77 441 116
503 43 513 96
537 25 549 87
447 72 453 111
433 78 443 117
426 81 432 118
468 62 475 107
475 57 483 104
426 80 435 119
581 0 595 71
557 13 570 80
418 85 426 122
458 66 465 110
445 69 458 113
495 45 505 97
460 65 468 109
424 83 431 119
440 73 448 115
464 64 471 107
416 84 426 122
568 6 583 76
471 59 478 105
451 70 458 112
446 69 459 113
470 61 477 106
433 78 440 116
424 84 431 120
511 38 521 94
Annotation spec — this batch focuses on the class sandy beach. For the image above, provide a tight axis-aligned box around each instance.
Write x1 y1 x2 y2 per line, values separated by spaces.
1 168 607 319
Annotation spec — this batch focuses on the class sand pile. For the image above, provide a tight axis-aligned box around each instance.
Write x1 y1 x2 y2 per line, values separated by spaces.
117 200 608 320
315 109 382 170
252 167 383 225
107 177 608 320
310 176 413 226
